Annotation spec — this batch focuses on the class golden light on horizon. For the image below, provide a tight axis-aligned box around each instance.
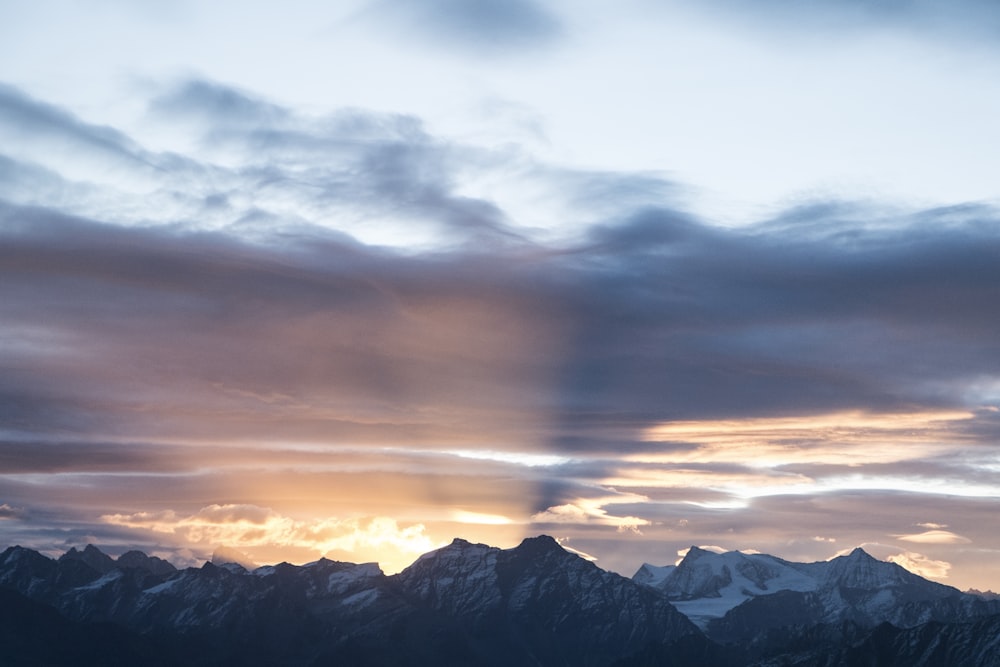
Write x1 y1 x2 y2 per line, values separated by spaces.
100 504 444 574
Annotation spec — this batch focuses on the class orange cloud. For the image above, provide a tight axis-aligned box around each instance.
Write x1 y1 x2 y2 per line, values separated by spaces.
447 509 515 525
101 504 440 573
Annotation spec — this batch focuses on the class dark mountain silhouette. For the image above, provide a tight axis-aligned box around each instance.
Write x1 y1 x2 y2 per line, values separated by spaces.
2 538 998 666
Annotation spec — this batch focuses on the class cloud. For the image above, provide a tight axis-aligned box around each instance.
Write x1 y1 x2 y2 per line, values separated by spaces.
212 544 258 570
4 80 1000 590
639 410 975 467
0 440 175 474
677 0 1000 45
0 83 142 162
0 84 180 192
894 529 972 545
361 0 562 55
0 504 23 520
5 174 999 458
447 510 514 526
2 78 533 248
101 504 438 573
150 79 290 130
887 550 952 580
531 493 651 533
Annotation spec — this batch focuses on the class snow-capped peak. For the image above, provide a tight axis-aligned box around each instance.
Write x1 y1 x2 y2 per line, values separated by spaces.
821 547 921 590
636 545 967 631
643 547 819 628
632 562 675 588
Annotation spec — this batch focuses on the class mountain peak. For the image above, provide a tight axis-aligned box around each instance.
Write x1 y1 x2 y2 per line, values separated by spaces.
847 546 873 559
678 545 719 564
820 546 946 593
633 562 675 588
59 544 115 573
116 550 177 576
422 537 493 559
513 534 565 557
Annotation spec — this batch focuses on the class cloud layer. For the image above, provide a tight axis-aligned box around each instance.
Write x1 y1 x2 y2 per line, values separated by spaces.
1 80 1000 588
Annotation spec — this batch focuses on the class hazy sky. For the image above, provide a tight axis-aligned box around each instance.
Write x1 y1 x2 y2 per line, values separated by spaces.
2 0 1000 589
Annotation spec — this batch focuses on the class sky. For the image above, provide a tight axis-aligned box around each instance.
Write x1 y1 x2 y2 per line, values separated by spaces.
1 0 1000 590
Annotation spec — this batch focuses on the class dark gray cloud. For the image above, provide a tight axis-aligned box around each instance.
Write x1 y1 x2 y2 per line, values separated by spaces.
0 441 179 474
541 204 1000 424
3 190 1000 447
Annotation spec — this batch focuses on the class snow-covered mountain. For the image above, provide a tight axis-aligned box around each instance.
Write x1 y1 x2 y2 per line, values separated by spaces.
2 538 999 666
393 535 700 665
634 545 1000 642
631 561 675 588
634 546 819 628
0 537 703 666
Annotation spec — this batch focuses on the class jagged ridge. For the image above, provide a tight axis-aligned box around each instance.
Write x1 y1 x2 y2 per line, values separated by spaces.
0 537 702 667
2 538 999 666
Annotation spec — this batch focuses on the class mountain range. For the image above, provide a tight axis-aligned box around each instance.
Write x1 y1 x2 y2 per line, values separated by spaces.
2 536 999 666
